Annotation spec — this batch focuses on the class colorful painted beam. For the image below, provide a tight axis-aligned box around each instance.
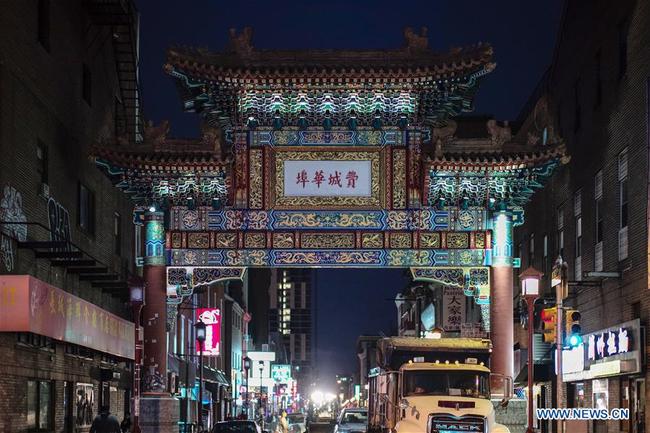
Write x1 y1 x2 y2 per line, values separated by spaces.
168 248 486 268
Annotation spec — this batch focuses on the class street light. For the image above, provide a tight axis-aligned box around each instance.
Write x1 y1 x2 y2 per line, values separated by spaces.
243 356 252 416
258 361 264 426
195 320 207 430
519 266 543 433
128 278 145 433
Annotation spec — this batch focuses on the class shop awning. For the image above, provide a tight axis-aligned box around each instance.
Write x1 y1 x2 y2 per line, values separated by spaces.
203 366 229 386
514 362 553 385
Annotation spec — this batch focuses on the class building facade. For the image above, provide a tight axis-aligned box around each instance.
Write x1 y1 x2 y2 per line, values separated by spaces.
514 1 650 432
269 269 316 393
0 1 141 431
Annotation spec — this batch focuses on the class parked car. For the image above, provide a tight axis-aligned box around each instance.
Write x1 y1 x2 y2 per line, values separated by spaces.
287 413 307 433
212 420 262 433
334 408 367 433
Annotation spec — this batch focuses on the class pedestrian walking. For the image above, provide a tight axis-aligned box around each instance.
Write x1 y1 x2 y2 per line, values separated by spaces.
89 406 121 433
278 411 289 433
120 413 131 433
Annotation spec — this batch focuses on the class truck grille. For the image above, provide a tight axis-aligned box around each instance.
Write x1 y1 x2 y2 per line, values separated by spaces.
428 415 486 433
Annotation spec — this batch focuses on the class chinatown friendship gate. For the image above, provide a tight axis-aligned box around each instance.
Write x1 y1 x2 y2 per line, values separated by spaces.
93 28 567 430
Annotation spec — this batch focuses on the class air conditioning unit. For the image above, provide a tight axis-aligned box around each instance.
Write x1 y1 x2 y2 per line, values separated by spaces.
39 183 50 199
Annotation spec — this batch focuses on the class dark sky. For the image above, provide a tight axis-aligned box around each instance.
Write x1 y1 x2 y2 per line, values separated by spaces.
134 0 564 381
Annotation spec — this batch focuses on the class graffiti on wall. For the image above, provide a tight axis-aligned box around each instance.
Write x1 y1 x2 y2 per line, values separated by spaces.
0 185 27 271
47 197 71 250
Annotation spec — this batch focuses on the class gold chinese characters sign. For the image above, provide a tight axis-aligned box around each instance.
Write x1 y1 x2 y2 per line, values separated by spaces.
272 148 384 209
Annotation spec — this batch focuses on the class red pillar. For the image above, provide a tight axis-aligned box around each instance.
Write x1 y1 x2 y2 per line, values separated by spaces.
142 211 168 394
142 262 168 393
490 211 514 391
140 211 179 433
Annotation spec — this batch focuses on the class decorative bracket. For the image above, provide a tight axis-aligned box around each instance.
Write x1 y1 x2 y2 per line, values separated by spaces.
410 266 491 331
166 266 247 303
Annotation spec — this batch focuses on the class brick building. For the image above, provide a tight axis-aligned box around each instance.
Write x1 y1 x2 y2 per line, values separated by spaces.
0 1 141 432
514 1 650 432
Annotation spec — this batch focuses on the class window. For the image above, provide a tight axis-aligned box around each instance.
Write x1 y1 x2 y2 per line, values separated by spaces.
82 64 92 106
595 171 604 243
618 20 629 79
27 380 53 430
542 234 549 274
595 170 604 271
37 0 50 52
574 190 583 280
574 78 581 133
619 149 629 260
620 180 628 229
595 50 602 107
575 190 582 258
113 212 121 256
78 183 95 235
557 208 565 258
17 333 54 350
632 302 641 320
36 140 48 185
528 234 535 266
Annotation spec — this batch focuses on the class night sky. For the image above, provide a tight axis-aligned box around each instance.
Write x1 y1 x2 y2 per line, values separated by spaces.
135 0 563 381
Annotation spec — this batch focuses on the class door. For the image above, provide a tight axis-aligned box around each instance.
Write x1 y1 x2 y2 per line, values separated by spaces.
633 379 645 433
63 381 74 433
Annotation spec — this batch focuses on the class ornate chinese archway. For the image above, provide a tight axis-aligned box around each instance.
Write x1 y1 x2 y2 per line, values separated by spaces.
93 27 567 432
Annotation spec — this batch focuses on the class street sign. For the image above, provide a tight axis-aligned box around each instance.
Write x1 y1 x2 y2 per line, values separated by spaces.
271 364 292 383
551 265 562 288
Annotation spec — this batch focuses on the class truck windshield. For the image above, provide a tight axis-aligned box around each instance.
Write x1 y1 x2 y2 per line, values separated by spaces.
402 370 490 399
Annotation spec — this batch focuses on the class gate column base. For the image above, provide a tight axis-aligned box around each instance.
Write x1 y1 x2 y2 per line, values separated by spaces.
140 395 180 433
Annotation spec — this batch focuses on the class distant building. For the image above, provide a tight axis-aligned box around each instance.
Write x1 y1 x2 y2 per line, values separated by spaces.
269 269 315 393
356 336 381 404
248 268 271 347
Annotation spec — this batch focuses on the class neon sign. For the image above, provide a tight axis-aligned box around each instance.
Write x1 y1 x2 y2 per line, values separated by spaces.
196 308 221 356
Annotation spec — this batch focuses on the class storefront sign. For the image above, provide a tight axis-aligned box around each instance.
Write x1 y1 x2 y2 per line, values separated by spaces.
271 364 292 383
284 160 372 197
196 308 221 356
0 275 134 359
442 285 466 332
587 328 630 361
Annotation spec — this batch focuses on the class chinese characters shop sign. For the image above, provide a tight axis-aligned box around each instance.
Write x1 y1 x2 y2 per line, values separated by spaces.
0 275 134 359
196 308 221 356
587 327 631 361
442 285 466 332
284 160 372 197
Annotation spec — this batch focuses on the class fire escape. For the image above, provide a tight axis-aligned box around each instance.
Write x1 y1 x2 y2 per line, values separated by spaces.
87 0 143 144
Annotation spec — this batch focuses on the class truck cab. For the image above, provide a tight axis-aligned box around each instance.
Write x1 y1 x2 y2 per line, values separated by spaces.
367 338 512 433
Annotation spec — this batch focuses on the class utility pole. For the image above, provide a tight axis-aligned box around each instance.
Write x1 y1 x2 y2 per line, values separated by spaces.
552 257 568 433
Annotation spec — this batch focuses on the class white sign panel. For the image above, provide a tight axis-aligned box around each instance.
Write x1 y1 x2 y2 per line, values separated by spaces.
442 286 466 332
284 160 372 197
562 344 585 374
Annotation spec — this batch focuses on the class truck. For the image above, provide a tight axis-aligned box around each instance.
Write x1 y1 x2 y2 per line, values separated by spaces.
367 337 512 433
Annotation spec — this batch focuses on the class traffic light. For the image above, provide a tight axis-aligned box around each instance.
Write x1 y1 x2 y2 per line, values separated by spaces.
565 309 582 347
541 307 557 344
